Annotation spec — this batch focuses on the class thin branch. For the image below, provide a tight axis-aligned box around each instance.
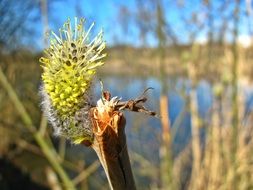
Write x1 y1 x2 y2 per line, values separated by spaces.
73 160 100 185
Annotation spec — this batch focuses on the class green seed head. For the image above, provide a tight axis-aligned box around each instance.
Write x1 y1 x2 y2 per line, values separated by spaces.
40 18 106 144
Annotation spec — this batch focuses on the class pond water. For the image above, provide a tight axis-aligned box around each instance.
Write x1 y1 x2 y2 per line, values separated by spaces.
92 76 253 161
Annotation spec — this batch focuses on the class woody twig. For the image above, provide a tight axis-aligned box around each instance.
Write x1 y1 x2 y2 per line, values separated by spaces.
89 89 156 190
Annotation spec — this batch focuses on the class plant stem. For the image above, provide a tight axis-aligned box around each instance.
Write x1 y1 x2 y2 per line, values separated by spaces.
231 1 240 189
0 66 34 132
34 133 76 190
73 160 100 185
0 66 76 190
91 109 136 190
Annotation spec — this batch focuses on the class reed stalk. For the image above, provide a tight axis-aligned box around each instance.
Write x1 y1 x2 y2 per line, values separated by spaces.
155 1 175 189
186 44 202 189
231 1 240 189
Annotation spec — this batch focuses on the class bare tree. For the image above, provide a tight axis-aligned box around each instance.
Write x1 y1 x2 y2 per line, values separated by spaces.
0 0 41 50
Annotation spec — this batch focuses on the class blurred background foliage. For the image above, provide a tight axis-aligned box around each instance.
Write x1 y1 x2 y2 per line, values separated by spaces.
1 0 253 189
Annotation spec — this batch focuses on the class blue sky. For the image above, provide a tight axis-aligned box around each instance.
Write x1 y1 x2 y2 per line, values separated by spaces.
34 0 252 48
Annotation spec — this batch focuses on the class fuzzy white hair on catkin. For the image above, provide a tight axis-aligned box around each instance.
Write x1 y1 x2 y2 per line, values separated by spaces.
39 83 94 143
39 84 62 136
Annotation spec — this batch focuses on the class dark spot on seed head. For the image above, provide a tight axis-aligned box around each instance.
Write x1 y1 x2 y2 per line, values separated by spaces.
73 57 77 63
94 46 99 51
71 43 76 48
72 49 77 56
66 60 71 66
